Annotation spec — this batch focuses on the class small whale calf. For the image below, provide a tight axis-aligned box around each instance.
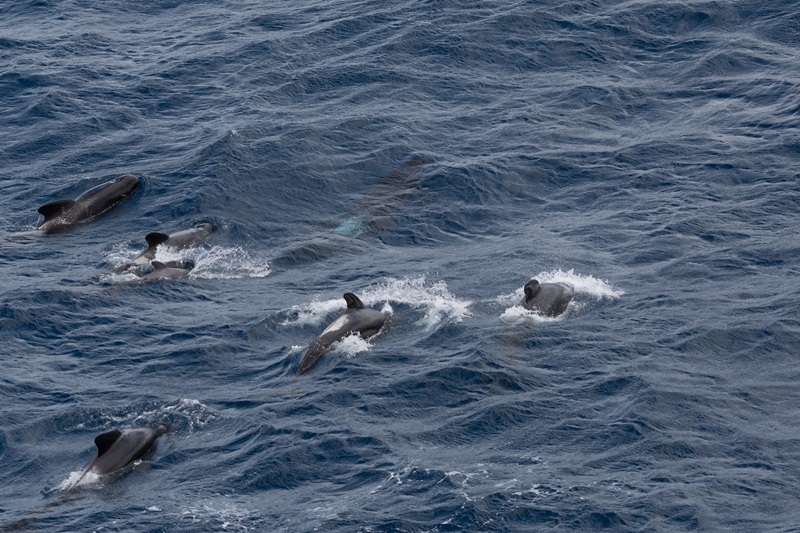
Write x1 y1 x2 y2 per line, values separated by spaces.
142 261 192 280
81 424 168 480
522 279 574 317
37 175 139 232
298 293 386 375
114 223 214 273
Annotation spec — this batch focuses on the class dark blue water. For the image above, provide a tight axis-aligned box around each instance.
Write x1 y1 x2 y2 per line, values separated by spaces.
2 0 799 530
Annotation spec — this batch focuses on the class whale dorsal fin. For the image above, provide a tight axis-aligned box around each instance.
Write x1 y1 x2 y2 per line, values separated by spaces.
94 429 122 457
37 199 76 221
151 261 167 270
343 293 364 310
145 232 170 248
524 280 541 302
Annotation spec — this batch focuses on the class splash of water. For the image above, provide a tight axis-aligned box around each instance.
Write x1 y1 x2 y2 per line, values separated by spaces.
160 246 271 280
499 269 623 322
107 245 271 281
535 268 624 298
57 470 100 491
360 276 472 330
281 276 471 331
330 333 373 359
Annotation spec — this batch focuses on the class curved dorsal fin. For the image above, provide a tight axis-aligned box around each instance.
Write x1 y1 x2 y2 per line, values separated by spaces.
37 199 76 221
524 280 541 302
343 293 364 310
151 261 167 270
145 232 170 248
94 429 122 457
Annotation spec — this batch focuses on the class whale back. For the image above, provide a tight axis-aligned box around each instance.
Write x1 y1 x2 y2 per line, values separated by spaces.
145 232 170 248
297 293 385 374
87 426 167 476
523 279 573 317
344 292 365 310
144 261 191 280
37 199 76 222
94 429 123 457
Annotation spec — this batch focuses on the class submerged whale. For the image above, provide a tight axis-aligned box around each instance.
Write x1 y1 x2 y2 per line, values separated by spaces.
298 293 386 375
113 223 214 273
81 424 168 480
272 155 427 267
142 261 192 280
37 175 139 232
333 154 428 238
522 279 574 317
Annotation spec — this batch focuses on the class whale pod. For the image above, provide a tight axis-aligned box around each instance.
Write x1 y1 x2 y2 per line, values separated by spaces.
37 175 139 232
522 279 574 317
298 293 386 375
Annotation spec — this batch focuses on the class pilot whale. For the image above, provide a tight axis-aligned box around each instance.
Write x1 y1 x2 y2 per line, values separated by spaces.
113 223 214 273
142 261 192 280
80 424 168 480
272 155 427 268
36 174 139 232
333 154 428 238
298 293 387 375
522 279 574 317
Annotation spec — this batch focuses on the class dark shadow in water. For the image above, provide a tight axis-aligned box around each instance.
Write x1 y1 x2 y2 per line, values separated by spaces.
269 155 428 270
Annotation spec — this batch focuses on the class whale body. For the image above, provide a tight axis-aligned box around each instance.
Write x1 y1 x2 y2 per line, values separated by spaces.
272 155 427 268
522 279 573 317
37 175 139 232
114 223 214 273
82 425 167 479
333 154 428 238
298 293 386 375
142 261 192 280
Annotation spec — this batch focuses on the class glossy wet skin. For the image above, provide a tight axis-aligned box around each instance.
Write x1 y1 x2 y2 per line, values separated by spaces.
113 223 214 273
523 279 574 317
37 175 139 233
85 425 167 477
298 293 386 375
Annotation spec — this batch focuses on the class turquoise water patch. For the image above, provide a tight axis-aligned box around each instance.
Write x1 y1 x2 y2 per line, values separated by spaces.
333 217 367 237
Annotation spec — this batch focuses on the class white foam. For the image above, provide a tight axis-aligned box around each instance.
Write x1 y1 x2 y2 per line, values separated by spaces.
160 398 218 433
281 276 470 331
535 268 624 298
499 269 622 321
281 298 347 327
500 305 564 323
161 245 271 280
330 333 373 359
359 276 472 330
58 470 100 491
178 498 256 531
106 244 271 281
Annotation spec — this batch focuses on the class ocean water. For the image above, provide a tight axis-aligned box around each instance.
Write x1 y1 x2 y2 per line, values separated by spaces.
1 0 799 531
